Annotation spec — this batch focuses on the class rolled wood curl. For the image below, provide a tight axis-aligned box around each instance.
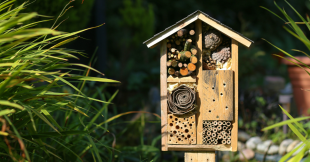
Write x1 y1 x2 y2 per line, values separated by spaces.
167 85 196 115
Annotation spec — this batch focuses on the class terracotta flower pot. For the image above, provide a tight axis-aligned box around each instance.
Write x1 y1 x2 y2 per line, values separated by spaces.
282 56 310 115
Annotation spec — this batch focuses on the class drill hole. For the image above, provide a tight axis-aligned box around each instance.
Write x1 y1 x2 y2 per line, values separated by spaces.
212 87 214 90
173 131 177 134
187 135 191 138
185 129 189 133
220 93 223 96
176 125 180 129
170 116 173 119
226 106 228 109
170 134 173 137
178 138 181 141
169 123 173 126
175 118 178 121
223 83 226 86
213 99 215 102
209 110 211 113
189 124 192 126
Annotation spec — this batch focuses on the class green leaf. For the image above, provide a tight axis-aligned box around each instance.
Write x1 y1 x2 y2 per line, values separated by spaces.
262 116 310 131
41 109 63 131
0 109 15 116
0 100 23 110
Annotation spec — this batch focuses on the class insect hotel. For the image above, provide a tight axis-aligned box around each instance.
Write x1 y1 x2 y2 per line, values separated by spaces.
143 10 253 158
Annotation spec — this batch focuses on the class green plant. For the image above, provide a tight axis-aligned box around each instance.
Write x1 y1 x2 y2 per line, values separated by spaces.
262 0 310 161
0 1 128 161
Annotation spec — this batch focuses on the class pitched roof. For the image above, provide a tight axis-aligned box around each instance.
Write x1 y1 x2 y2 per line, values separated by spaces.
143 10 254 48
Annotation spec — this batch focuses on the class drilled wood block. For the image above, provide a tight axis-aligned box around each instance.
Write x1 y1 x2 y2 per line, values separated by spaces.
202 70 233 121
168 114 196 145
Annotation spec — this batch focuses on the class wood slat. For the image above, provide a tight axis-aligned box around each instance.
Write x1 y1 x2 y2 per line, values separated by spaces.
185 152 216 162
168 144 231 151
202 70 233 121
167 76 196 82
198 13 252 47
231 39 239 152
160 40 168 151
195 19 204 145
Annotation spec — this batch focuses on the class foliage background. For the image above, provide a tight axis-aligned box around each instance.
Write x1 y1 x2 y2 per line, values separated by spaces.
9 0 310 161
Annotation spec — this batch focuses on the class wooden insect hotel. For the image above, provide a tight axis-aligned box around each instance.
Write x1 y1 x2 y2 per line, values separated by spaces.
143 10 253 153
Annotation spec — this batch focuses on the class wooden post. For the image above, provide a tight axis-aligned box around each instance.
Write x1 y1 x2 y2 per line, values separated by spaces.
160 40 168 151
185 152 216 162
231 39 238 151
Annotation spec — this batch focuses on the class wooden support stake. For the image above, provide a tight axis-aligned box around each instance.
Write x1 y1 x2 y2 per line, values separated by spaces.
185 152 216 162
160 40 168 151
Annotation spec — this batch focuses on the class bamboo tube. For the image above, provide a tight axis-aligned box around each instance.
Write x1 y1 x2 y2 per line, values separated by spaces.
227 121 231 127
212 133 216 137
211 138 214 142
207 131 211 136
213 121 218 126
218 121 223 125
223 135 227 139
222 139 227 144
214 140 218 145
207 136 211 140
227 140 231 144
213 128 217 132
223 126 227 131
227 135 231 139
218 134 222 139
207 141 211 145
217 126 222 131
223 121 227 125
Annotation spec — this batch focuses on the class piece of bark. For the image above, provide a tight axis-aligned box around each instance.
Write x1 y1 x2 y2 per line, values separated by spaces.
167 60 172 67
178 62 183 68
171 60 178 67
168 68 175 75
188 63 196 71
177 29 188 37
190 55 198 64
180 67 189 76
184 39 192 51
189 30 195 35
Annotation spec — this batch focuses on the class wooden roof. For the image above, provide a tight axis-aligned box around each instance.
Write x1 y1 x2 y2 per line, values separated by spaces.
143 10 254 48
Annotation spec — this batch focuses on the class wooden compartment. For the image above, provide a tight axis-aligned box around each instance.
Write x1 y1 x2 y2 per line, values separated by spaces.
168 114 196 145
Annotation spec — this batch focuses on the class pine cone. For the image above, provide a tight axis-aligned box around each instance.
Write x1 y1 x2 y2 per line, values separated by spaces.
212 47 231 63
204 30 222 50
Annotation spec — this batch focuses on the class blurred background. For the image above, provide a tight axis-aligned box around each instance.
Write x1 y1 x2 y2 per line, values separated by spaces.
18 0 310 161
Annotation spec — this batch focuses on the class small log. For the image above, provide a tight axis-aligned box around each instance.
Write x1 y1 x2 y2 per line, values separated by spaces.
168 68 175 75
171 60 178 67
175 71 180 77
167 60 172 67
187 63 196 71
177 29 188 37
178 51 191 61
175 40 181 45
171 48 176 54
190 47 198 55
190 55 198 64
180 67 189 76
167 43 171 48
168 55 171 59
178 62 183 68
189 30 195 35
183 63 187 68
184 39 192 51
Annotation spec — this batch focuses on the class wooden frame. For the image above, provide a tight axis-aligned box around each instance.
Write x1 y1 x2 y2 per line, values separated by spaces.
146 10 252 153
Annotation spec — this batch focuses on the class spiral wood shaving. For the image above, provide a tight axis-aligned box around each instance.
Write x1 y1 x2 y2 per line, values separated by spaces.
168 85 196 115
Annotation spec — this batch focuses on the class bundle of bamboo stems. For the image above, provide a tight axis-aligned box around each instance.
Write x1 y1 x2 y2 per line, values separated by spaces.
202 120 232 145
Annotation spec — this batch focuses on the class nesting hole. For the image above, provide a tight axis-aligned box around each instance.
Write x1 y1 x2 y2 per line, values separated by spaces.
173 131 177 134
223 83 226 87
175 118 178 121
220 93 223 96
185 129 189 133
184 125 187 127
189 124 192 127
176 125 180 129
169 123 173 126
213 99 215 102
178 138 181 141
170 134 173 137
226 106 228 109
187 135 191 138
169 116 173 119
212 87 214 90
209 110 211 113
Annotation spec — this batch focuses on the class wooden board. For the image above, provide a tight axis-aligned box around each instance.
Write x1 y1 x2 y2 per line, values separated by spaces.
160 40 168 151
167 75 196 83
195 19 204 145
198 13 252 47
231 39 238 151
168 144 231 151
184 152 216 162
168 114 196 145
202 70 233 121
